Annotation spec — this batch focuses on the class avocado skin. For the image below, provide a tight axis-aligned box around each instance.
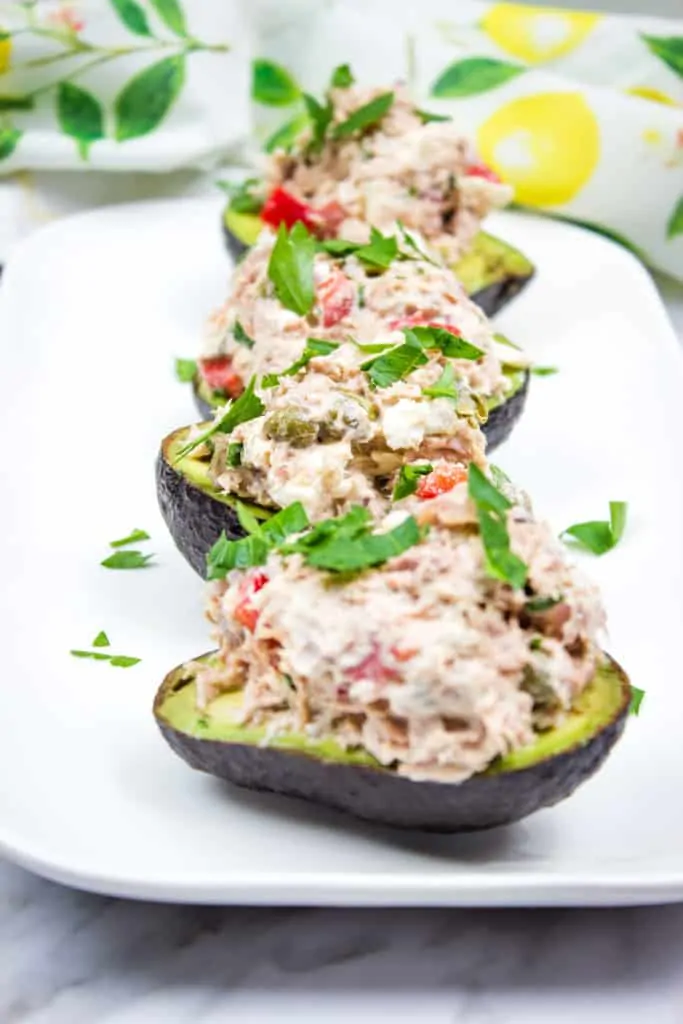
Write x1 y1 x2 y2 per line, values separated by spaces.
191 371 531 453
154 656 631 833
156 437 244 577
221 216 534 317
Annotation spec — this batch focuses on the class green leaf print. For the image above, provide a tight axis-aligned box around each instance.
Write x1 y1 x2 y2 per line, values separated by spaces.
641 35 683 79
114 55 185 141
110 0 152 37
0 96 34 111
252 59 300 106
149 0 189 38
264 113 309 153
431 57 524 98
667 196 683 240
57 82 105 159
0 127 21 162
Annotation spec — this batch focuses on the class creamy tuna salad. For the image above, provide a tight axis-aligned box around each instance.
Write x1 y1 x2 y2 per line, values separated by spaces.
229 69 511 272
199 226 521 407
197 470 606 783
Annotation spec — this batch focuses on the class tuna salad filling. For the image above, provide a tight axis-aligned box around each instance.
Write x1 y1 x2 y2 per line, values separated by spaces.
228 70 512 269
197 471 606 783
199 227 522 409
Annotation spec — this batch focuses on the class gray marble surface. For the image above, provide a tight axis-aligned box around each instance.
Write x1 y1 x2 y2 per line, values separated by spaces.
2 278 682 1023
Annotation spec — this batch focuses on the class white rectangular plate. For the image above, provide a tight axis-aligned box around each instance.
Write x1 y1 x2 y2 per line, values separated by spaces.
1 200 682 907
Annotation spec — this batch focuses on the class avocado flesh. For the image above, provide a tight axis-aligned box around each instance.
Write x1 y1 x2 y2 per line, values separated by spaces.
154 653 631 832
222 206 535 317
156 427 274 577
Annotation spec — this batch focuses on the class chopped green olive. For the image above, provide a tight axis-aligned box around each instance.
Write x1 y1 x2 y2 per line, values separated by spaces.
264 408 319 447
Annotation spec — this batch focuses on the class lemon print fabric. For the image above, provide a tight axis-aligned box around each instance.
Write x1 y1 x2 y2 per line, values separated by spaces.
0 33 10 74
481 4 602 65
478 92 600 207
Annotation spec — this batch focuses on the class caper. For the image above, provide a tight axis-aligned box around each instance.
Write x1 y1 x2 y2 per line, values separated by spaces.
263 408 318 447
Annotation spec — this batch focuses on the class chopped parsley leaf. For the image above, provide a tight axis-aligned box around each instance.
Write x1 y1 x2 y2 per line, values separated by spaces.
101 550 154 570
561 502 628 556
468 463 527 589
233 320 255 348
393 464 433 501
207 502 309 579
531 365 559 377
227 442 243 467
174 377 264 461
422 363 458 401
330 63 354 88
92 631 110 648
361 331 428 388
263 338 340 388
332 91 394 139
408 325 483 360
175 358 197 383
267 221 316 316
217 177 263 215
630 686 645 716
303 92 333 154
109 529 150 549
414 108 451 124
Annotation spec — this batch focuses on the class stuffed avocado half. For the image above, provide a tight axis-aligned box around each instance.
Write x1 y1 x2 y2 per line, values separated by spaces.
154 471 631 832
218 68 534 317
223 208 535 320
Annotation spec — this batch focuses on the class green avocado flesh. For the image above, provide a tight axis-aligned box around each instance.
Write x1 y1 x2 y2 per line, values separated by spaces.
222 206 535 316
164 430 269 519
154 653 631 831
159 655 627 774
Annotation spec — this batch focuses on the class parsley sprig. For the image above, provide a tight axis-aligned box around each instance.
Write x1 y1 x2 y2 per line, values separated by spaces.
332 91 395 139
207 504 424 578
561 502 628 556
263 338 340 388
70 631 140 668
361 325 483 389
393 464 433 501
175 358 197 383
468 463 527 589
267 222 316 316
174 377 265 462
217 177 264 215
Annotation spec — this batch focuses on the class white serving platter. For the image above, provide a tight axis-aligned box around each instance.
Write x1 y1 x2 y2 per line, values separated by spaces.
1 199 682 906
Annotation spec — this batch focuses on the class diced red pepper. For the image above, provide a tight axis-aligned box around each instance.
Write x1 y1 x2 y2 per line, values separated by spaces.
317 200 347 236
317 269 355 327
466 163 502 184
198 356 244 398
416 464 468 501
233 571 269 632
346 645 398 685
260 186 318 232
389 315 461 336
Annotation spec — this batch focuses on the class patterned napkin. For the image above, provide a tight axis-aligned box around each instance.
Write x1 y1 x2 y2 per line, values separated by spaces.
1 0 682 280
247 0 683 280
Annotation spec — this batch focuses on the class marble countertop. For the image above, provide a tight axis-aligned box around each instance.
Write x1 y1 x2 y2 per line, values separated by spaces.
3 275 683 1024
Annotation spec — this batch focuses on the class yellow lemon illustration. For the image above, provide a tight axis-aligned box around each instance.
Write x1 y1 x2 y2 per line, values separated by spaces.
478 93 600 207
627 86 678 107
0 35 11 74
481 4 601 64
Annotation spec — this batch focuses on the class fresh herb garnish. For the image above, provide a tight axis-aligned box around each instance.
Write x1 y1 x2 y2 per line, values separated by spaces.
414 108 451 124
207 502 310 579
330 63 354 88
561 502 628 556
332 91 394 139
422 363 458 401
233 320 255 349
395 221 440 267
109 529 150 549
109 655 141 668
355 227 399 270
393 463 433 501
175 358 197 383
283 505 423 573
531 365 559 377
227 442 243 467
408 325 483 360
92 631 110 648
267 222 316 316
263 338 340 387
303 92 333 154
524 595 562 613
217 177 263 215
468 463 527 589
70 646 140 668
175 377 265 461
529 637 544 651
630 686 645 716
236 500 264 536
101 550 154 570
361 331 428 388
